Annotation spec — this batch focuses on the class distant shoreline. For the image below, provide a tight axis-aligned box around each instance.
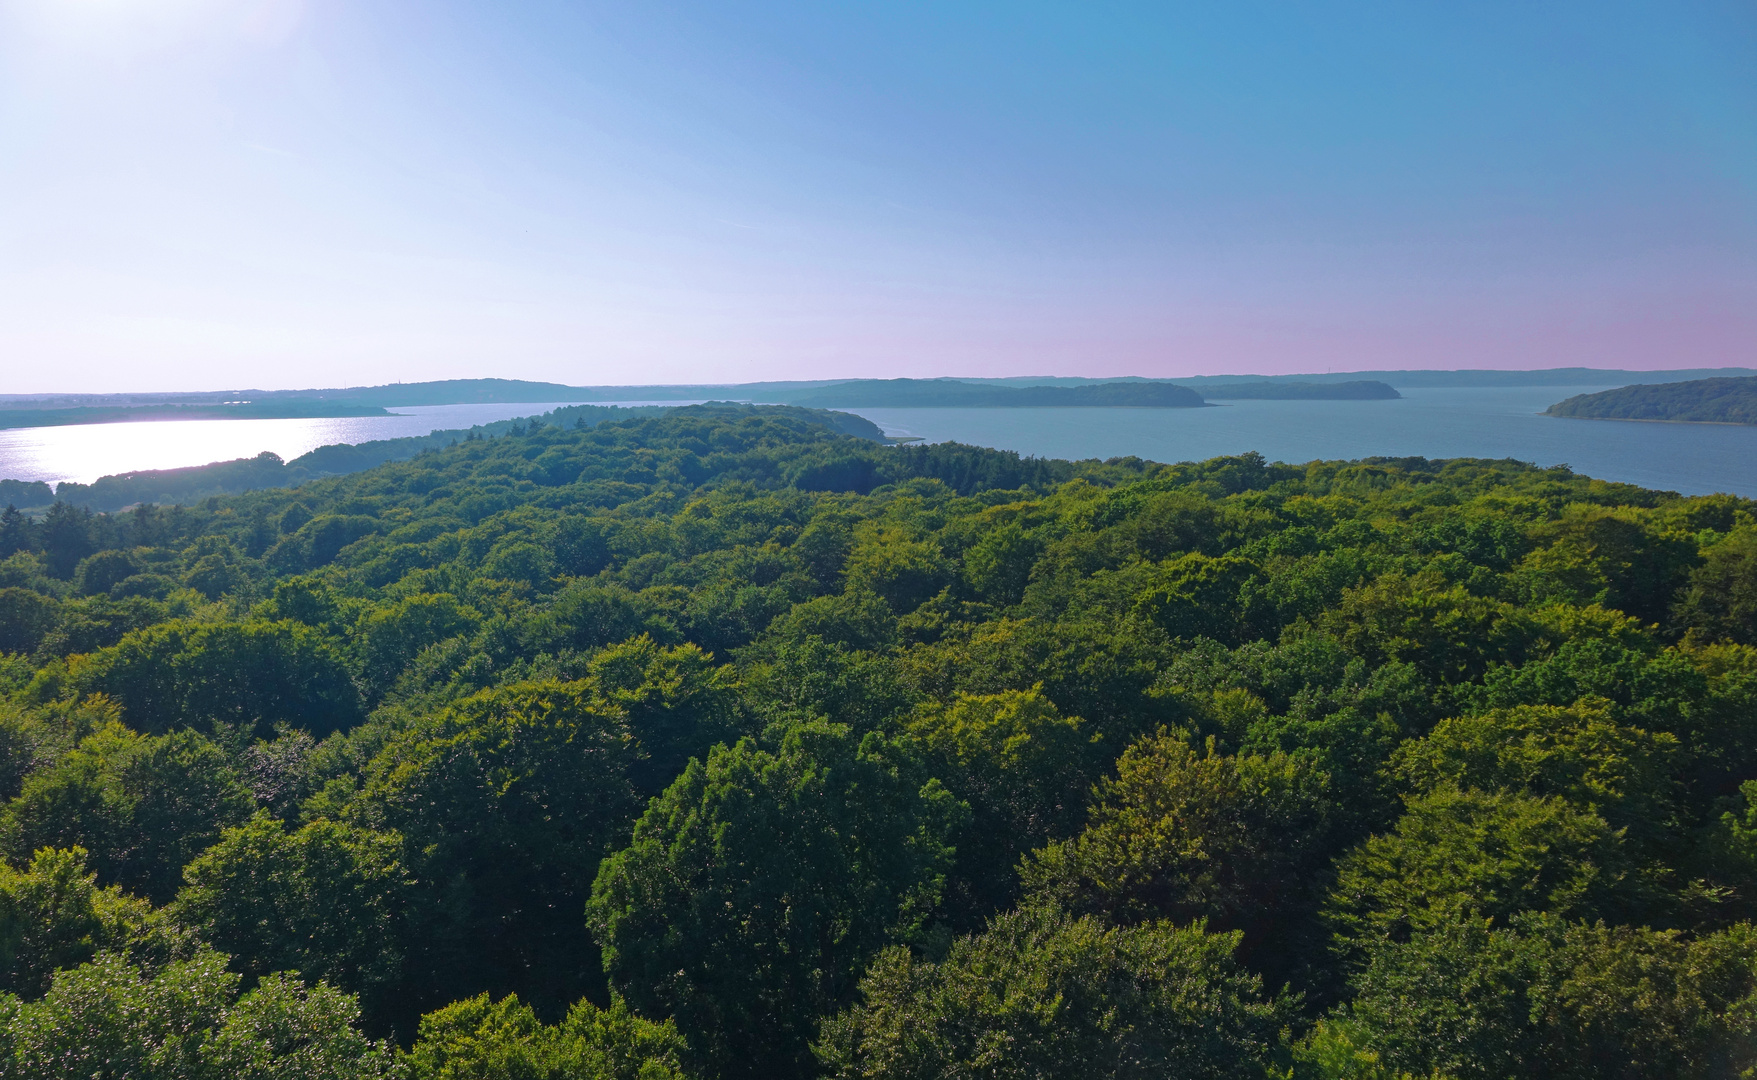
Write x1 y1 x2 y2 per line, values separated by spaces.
1543 376 1757 427
1544 413 1754 428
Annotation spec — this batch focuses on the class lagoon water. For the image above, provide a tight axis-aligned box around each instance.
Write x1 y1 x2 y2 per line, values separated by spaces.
857 386 1757 498
857 386 1757 502
0 386 1754 498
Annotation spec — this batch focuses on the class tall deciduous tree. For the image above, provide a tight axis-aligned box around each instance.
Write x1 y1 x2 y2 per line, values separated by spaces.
588 720 962 1080
344 679 638 1024
0 724 254 903
173 812 409 1031
818 903 1291 1080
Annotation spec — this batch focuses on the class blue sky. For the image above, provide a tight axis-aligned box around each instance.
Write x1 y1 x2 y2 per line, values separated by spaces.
1 0 1752 390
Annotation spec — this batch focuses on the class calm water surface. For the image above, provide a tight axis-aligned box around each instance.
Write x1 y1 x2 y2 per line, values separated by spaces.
1 387 1753 498
855 386 1757 498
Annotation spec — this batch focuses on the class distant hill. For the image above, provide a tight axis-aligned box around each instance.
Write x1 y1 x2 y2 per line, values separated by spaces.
1544 377 1757 425
784 379 1205 408
1200 380 1399 400
6 370 1752 421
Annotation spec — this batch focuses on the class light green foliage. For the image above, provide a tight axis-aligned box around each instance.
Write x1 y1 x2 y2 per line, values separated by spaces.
1328 788 1644 942
1393 699 1681 846
842 524 947 612
402 992 689 1080
588 720 962 1080
962 520 1042 604
197 971 399 1080
1134 552 1262 644
906 688 1097 921
0 723 254 902
1319 571 1526 682
0 950 396 1079
356 592 480 698
0 847 176 999
583 635 745 796
817 903 1291 1080
1334 914 1757 1080
173 812 407 1024
1022 731 1336 981
480 539 557 591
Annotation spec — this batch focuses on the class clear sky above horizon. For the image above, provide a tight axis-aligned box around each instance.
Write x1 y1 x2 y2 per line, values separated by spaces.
1 1 1753 392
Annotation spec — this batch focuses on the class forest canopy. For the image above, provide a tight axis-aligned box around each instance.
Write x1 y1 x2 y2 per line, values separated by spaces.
0 403 1755 1078
1546 375 1757 425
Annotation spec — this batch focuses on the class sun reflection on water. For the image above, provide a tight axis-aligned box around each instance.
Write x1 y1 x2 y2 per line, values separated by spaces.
0 403 593 487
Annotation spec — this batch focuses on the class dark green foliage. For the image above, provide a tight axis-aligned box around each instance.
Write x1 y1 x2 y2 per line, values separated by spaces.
1547 375 1757 425
588 721 961 1079
38 502 93 580
345 680 639 1023
818 903 1291 1080
0 589 56 657
1023 732 1339 985
72 619 362 740
0 724 254 903
173 813 408 1025
1 408 1755 1073
1675 529 1757 644
73 550 140 597
1324 914 1757 1080
1203 379 1400 400
0 507 33 557
788 377 1205 408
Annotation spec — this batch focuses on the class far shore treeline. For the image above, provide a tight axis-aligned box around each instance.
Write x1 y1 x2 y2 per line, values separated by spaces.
1547 375 1757 426
0 376 1404 432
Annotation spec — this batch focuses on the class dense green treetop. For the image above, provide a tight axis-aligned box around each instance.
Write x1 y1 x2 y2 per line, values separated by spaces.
0 406 1752 1076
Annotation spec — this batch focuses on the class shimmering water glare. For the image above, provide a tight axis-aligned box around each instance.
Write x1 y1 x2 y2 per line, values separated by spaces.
0 403 597 486
0 387 1754 498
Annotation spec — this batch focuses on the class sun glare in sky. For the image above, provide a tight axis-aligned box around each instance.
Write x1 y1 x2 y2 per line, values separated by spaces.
0 1 1752 390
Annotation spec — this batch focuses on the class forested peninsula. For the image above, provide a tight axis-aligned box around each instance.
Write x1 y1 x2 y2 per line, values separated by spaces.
1546 376 1757 425
2 405 1757 1077
9 403 886 514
